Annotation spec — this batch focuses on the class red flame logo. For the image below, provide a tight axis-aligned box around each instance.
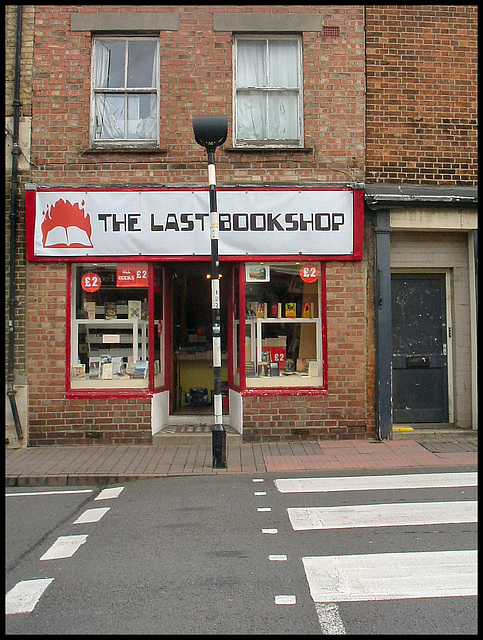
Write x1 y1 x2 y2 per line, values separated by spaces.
41 198 93 248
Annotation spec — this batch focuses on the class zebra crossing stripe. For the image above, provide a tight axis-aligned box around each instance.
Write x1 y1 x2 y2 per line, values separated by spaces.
288 500 477 530
303 550 477 602
6 578 54 614
275 472 477 494
39 535 88 560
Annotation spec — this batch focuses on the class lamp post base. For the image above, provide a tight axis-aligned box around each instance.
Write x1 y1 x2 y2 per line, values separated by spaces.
212 425 227 469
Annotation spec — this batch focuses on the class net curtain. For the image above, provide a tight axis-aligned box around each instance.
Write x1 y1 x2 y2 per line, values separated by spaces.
236 39 299 141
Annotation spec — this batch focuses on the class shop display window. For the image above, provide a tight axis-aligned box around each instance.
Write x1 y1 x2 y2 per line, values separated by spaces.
70 263 162 389
243 262 323 388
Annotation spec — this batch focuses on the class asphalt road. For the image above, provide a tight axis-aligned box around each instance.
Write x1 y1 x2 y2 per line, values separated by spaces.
5 467 477 634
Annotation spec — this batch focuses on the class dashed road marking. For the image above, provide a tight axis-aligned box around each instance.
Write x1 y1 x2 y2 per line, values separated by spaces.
6 489 93 497
257 507 272 512
269 554 288 561
315 603 347 635
254 491 267 496
6 578 54 615
7 485 119 616
275 595 296 605
40 535 88 560
73 507 110 524
252 478 264 483
262 528 278 534
95 486 124 500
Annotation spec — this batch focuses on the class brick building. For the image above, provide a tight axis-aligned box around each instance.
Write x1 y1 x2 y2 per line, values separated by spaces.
5 5 476 448
365 5 478 437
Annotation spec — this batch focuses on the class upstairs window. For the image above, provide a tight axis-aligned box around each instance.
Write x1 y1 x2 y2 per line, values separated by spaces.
234 36 303 147
91 37 159 146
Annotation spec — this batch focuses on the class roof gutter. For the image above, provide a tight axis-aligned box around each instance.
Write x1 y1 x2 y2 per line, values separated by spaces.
364 184 478 209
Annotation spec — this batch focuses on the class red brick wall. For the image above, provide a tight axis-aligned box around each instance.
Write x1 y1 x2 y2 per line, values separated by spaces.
30 5 365 186
365 5 478 185
26 5 374 444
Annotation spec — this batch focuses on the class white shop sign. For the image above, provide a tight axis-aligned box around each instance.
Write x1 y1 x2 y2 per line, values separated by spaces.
31 188 356 258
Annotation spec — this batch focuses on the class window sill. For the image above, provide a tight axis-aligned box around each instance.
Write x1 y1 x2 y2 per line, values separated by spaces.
84 145 168 154
225 145 313 154
242 386 328 396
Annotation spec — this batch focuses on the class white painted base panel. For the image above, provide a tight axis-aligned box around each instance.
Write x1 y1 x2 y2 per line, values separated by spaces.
275 472 477 494
288 500 477 530
303 550 478 602
6 578 54 614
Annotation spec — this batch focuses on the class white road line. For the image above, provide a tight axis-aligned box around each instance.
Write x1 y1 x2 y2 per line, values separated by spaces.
95 486 124 500
288 500 477 531
269 554 288 561
315 603 347 635
275 595 296 605
275 472 477 494
6 578 54 614
303 550 478 602
257 507 272 512
252 478 264 483
6 489 93 497
262 528 278 534
254 491 267 496
40 535 88 560
73 507 110 524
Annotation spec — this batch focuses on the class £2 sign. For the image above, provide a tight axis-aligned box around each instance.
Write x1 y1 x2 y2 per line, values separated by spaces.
300 263 320 283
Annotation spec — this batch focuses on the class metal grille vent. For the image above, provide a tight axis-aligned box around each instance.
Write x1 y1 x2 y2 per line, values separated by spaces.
322 26 340 37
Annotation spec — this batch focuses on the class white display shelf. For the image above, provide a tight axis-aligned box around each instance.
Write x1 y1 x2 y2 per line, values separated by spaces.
72 319 148 366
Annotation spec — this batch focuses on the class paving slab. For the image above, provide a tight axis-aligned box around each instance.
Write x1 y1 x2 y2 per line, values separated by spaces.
5 430 477 487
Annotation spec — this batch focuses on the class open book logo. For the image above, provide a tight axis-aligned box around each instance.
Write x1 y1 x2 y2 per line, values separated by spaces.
41 198 94 248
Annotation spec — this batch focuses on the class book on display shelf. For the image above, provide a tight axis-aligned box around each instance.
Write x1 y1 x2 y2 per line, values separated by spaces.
72 364 85 378
285 302 296 318
128 300 142 319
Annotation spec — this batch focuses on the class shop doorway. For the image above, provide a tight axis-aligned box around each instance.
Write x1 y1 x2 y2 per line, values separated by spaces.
169 262 230 416
391 272 449 423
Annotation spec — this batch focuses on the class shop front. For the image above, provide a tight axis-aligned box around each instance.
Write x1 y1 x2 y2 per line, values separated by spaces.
26 185 368 444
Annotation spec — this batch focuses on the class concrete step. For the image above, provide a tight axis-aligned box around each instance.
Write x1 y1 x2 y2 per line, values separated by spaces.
153 421 242 445
392 426 477 440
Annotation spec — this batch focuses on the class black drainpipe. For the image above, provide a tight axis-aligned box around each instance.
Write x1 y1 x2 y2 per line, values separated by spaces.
7 5 24 440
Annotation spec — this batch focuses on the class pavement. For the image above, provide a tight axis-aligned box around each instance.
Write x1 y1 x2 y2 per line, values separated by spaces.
5 428 477 487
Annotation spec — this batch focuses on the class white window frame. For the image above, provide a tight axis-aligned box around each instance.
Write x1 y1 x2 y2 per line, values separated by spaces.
90 36 160 149
233 34 304 148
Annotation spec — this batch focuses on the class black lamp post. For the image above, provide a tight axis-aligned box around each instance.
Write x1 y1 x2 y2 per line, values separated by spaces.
192 116 228 469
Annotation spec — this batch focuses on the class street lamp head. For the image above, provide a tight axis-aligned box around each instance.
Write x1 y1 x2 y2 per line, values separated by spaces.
193 116 228 152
